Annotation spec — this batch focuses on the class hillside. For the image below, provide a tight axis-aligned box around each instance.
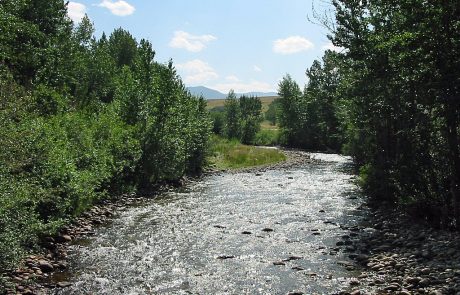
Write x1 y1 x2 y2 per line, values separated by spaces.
187 86 278 100
187 86 227 99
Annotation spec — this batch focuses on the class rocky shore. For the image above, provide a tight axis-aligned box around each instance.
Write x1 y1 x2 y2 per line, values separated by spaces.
1 183 185 295
3 150 459 295
335 205 460 295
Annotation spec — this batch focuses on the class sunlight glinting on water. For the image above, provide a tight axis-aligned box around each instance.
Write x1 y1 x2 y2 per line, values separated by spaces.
54 154 364 295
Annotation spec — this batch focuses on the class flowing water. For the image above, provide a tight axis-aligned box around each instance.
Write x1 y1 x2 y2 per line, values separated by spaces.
52 153 366 295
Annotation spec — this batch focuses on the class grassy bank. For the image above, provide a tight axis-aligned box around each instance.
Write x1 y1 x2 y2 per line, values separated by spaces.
207 136 286 170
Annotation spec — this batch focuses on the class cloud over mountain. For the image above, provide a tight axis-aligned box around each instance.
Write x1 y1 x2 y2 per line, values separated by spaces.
176 59 219 84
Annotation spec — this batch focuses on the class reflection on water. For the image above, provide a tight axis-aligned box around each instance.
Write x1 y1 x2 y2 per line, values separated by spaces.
53 153 365 295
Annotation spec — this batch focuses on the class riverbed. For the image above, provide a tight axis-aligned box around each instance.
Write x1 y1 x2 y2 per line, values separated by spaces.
51 153 366 294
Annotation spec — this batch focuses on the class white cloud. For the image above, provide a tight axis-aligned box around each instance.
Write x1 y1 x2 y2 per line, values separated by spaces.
97 0 135 16
225 75 240 82
322 42 344 52
176 59 219 84
211 81 275 94
169 31 217 52
68 2 86 23
253 65 262 72
273 36 314 54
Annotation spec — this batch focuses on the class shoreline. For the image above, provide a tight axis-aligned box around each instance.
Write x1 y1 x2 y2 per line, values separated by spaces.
2 149 310 294
336 205 460 294
5 150 458 294
206 148 318 175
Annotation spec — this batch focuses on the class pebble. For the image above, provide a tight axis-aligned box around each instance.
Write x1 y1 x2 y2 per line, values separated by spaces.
273 261 286 266
57 281 72 288
349 279 360 286
406 277 421 284
38 260 54 272
337 261 354 267
61 235 72 242
284 256 302 261
420 268 431 275
419 278 431 287
385 285 399 291
304 272 317 277
374 278 385 285
216 255 235 260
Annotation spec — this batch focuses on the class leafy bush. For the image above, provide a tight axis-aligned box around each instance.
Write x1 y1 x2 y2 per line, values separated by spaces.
210 109 225 135
253 129 280 146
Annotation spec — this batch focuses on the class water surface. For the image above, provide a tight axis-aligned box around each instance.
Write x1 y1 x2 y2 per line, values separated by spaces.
54 153 364 294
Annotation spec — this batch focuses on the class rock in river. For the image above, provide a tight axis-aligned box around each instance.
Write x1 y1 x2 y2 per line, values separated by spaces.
38 260 54 272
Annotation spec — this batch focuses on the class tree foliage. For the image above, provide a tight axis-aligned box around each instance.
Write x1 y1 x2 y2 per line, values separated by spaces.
0 0 211 275
331 0 460 227
278 0 460 228
222 90 262 144
277 61 342 151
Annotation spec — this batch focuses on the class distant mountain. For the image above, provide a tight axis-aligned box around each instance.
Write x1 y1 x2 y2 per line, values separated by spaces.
186 86 278 100
186 86 226 99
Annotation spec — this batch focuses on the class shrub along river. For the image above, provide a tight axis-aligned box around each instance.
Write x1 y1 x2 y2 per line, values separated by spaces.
51 152 369 294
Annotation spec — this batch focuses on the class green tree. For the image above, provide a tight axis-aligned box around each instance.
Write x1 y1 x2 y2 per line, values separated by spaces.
329 0 460 226
224 90 242 140
108 28 137 68
265 98 280 125
277 75 303 147
239 95 262 144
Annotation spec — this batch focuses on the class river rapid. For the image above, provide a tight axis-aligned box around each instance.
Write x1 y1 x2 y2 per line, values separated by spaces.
52 153 367 295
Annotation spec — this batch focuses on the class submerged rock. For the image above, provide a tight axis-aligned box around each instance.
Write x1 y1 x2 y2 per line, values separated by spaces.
216 255 235 260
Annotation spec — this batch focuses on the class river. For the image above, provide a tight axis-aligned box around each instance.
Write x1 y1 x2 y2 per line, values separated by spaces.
52 152 366 295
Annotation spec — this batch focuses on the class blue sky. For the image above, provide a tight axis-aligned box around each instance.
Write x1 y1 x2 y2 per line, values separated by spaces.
68 0 339 93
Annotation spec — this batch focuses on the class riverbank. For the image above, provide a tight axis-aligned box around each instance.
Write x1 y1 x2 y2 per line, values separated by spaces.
5 150 459 294
335 205 460 295
2 191 177 295
1 148 302 294
206 136 287 170
224 149 316 174
27 150 362 294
